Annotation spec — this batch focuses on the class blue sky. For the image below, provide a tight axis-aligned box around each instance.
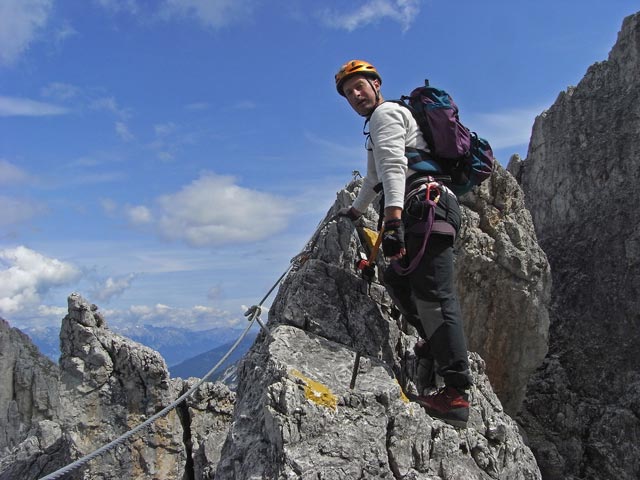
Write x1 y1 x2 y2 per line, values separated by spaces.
1 0 638 333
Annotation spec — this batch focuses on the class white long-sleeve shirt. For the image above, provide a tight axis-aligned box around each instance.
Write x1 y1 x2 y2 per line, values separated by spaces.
351 101 429 214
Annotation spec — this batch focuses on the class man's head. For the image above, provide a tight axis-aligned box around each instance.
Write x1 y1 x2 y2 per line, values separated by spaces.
335 59 383 117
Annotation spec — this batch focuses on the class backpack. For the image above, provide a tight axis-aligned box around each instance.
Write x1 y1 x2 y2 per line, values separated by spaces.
395 80 495 196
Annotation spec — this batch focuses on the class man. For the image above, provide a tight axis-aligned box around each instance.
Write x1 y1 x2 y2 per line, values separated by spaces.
335 59 473 428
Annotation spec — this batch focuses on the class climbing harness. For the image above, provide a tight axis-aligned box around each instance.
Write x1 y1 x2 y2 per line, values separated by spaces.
391 177 442 276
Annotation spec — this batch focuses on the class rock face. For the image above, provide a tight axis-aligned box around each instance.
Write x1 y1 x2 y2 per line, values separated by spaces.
0 318 65 477
513 12 640 480
1 159 549 478
215 174 546 479
456 164 550 414
0 296 235 480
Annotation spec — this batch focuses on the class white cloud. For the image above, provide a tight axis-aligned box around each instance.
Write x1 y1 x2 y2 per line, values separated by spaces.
0 246 81 314
108 302 240 329
162 0 255 28
91 273 137 302
0 96 68 116
54 21 77 45
115 121 135 141
154 122 177 136
94 0 140 14
0 159 30 184
151 172 293 247
37 304 67 317
207 284 224 300
101 198 118 215
0 196 47 226
0 0 52 66
230 100 257 110
320 0 420 32
41 82 81 101
126 205 152 225
90 96 130 118
185 102 210 111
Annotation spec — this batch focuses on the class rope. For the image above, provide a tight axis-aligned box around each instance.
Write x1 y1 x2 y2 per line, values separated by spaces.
37 213 338 479
38 278 282 479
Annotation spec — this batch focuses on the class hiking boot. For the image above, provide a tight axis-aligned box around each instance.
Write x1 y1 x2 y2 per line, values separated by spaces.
414 386 470 428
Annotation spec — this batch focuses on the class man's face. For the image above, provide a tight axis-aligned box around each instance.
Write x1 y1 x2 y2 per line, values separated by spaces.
342 75 380 116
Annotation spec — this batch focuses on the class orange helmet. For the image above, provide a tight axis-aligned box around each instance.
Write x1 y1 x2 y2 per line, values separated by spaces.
335 59 382 96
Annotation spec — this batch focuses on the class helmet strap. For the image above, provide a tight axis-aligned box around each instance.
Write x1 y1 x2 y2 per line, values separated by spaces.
359 78 381 118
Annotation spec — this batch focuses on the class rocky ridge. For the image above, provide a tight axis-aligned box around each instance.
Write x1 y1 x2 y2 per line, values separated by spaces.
1 159 549 478
214 163 548 479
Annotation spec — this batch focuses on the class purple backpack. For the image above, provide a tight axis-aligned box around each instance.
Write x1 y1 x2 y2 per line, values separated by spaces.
397 80 495 196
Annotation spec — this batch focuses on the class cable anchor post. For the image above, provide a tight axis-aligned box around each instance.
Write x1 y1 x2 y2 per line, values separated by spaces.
245 305 271 337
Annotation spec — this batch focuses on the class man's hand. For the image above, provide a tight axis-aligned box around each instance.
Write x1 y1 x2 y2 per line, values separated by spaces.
336 206 361 222
382 218 405 259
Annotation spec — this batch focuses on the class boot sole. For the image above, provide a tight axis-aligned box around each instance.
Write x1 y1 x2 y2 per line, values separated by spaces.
405 392 469 428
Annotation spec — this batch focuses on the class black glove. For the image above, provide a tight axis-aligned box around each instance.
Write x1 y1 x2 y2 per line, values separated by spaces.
382 218 405 258
336 207 361 222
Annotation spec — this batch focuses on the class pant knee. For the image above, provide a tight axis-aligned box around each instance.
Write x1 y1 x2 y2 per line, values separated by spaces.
415 298 444 339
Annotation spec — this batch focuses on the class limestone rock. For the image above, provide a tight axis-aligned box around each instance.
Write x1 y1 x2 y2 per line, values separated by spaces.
216 325 539 480
456 163 550 414
0 318 66 478
515 11 640 480
0 296 235 480
215 177 544 479
0 319 61 451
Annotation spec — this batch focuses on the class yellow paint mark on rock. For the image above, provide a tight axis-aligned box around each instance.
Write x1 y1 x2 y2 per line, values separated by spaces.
396 379 410 403
291 369 338 411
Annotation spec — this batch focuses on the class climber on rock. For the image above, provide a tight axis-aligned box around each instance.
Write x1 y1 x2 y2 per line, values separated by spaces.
334 59 473 428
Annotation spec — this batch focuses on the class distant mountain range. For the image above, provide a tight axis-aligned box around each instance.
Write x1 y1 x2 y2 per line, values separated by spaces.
21 323 258 370
169 331 258 384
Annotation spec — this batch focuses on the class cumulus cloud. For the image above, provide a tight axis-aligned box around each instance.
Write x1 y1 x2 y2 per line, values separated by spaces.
155 172 293 247
90 273 137 302
320 0 421 32
0 96 68 116
0 246 81 314
0 0 52 66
